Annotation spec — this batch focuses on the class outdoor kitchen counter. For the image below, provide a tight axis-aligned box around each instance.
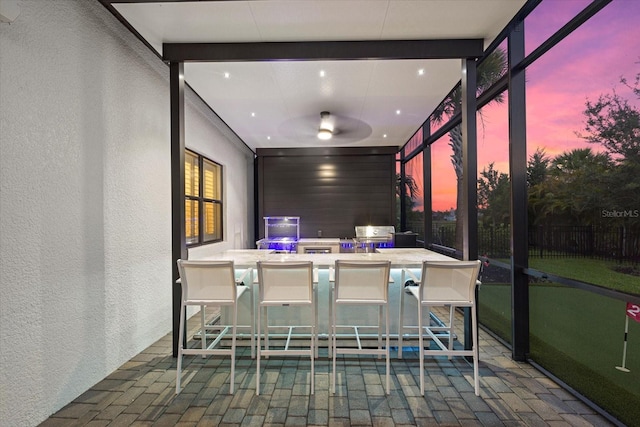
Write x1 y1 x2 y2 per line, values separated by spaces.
296 238 341 253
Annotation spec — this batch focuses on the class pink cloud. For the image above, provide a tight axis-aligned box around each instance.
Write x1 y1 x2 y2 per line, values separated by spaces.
422 1 640 212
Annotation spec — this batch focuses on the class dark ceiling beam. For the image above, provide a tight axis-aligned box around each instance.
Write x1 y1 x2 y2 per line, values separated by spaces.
108 0 247 3
162 39 484 62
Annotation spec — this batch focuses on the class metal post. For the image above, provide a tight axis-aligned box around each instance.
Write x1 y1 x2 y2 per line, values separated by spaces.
508 22 530 361
423 121 432 248
170 61 187 357
400 152 407 232
461 58 478 350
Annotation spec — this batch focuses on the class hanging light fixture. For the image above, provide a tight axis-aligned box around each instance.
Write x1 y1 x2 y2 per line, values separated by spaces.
317 111 333 140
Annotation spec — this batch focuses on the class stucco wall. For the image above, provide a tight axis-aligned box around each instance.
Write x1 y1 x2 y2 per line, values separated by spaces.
0 1 254 426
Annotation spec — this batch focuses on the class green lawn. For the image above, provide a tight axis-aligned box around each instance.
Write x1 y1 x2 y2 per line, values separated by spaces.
478 279 640 426
528 257 640 295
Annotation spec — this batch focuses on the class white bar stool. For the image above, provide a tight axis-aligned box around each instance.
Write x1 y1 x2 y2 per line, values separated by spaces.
175 260 254 395
398 260 482 395
256 260 316 395
330 259 392 394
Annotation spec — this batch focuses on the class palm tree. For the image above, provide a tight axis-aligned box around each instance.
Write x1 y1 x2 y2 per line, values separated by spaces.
396 173 419 199
396 173 420 229
429 48 508 251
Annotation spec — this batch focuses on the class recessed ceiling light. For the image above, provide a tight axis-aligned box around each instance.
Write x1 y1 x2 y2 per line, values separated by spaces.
383 134 387 138
267 136 271 140
396 110 401 115
418 68 425 76
319 70 326 77
224 72 230 79
251 112 256 117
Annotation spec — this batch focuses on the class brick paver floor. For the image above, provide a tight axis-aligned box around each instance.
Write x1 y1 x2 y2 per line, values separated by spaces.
40 311 619 427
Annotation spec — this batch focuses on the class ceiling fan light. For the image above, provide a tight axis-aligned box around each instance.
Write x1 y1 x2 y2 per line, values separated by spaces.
317 128 332 140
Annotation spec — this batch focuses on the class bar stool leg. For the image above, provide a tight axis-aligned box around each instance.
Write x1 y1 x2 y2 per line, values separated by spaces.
448 305 455 359
385 303 390 394
418 301 425 395
230 304 237 394
472 304 480 396
256 304 261 396
311 297 316 394
201 305 206 357
331 300 337 394
327 267 336 358
378 305 383 359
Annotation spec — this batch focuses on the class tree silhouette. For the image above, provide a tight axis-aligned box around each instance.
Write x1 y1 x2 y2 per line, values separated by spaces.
579 71 640 228
477 163 510 227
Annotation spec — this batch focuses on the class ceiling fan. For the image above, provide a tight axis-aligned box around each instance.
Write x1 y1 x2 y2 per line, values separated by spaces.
317 111 334 140
315 110 373 142
278 111 372 144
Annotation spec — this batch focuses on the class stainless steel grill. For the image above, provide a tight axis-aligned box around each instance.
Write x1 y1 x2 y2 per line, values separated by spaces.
354 225 395 252
256 216 300 253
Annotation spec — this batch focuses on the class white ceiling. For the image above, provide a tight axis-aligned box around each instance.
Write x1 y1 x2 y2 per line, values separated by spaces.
111 0 526 151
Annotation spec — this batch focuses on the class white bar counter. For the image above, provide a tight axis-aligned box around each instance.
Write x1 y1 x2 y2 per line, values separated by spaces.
198 247 454 268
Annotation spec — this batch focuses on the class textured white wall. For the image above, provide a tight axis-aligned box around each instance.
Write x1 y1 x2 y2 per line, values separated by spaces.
0 2 254 426
186 90 256 259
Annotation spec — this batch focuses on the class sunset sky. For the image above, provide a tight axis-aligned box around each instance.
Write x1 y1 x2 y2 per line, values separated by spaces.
428 0 639 212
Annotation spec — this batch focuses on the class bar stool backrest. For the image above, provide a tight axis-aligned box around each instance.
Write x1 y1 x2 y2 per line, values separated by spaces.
419 260 481 304
178 260 237 304
257 261 314 305
334 260 391 304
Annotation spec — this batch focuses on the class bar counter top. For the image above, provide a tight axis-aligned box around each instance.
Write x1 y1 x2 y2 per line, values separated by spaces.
198 247 455 267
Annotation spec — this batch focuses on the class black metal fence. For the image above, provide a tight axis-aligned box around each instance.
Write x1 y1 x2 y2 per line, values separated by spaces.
432 223 456 249
430 223 640 264
529 225 640 263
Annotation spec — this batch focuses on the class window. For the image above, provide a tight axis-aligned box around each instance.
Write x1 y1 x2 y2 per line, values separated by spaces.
185 150 223 245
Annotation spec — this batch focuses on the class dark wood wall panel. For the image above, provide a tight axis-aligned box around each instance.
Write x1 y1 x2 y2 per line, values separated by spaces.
257 147 396 239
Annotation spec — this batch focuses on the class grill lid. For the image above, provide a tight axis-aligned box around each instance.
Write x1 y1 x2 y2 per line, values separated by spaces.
354 225 395 240
264 216 300 240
